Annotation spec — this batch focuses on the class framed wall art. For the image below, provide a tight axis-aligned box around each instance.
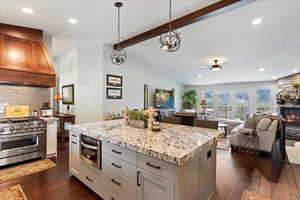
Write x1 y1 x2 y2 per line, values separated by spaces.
106 74 123 87
62 84 74 104
106 88 122 99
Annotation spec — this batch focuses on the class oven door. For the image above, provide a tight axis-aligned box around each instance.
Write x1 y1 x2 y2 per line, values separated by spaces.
0 131 46 159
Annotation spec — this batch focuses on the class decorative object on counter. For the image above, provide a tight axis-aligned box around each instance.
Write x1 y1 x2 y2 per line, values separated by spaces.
32 109 38 117
111 2 127 65
144 107 157 130
0 159 55 184
106 74 122 87
159 0 181 52
41 103 53 117
5 105 30 118
122 106 129 125
106 87 122 99
62 84 74 104
0 184 27 200
128 110 149 129
182 90 197 109
53 113 75 142
54 93 62 113
144 84 149 110
152 121 161 132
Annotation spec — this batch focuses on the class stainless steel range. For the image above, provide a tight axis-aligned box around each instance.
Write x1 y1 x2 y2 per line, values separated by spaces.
0 117 47 166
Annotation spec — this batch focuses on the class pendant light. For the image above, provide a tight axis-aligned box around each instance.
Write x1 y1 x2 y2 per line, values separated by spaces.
159 0 181 52
111 2 127 65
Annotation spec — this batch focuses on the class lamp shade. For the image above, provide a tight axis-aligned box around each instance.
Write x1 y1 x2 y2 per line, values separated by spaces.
54 93 62 101
200 100 206 105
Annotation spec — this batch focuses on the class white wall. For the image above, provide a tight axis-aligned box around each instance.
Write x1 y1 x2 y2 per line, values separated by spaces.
58 41 103 123
185 81 278 117
103 44 184 117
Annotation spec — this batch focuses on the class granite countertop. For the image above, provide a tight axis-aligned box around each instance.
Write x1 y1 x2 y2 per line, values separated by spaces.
70 120 221 166
40 117 59 123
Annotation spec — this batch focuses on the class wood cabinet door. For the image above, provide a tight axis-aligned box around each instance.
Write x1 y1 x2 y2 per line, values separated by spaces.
137 169 174 200
2 36 33 72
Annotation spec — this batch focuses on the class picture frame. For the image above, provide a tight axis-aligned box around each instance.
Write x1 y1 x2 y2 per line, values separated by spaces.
106 74 122 87
62 84 74 104
106 88 122 99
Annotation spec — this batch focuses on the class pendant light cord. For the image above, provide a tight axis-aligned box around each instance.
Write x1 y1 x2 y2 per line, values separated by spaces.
169 0 172 30
118 6 121 50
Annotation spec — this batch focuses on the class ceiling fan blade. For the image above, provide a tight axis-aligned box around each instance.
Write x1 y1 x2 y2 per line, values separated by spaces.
223 65 235 69
199 67 209 71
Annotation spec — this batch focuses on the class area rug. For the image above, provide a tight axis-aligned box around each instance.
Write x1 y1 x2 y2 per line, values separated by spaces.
0 159 56 184
217 138 230 151
0 185 27 200
241 190 271 200
286 146 300 165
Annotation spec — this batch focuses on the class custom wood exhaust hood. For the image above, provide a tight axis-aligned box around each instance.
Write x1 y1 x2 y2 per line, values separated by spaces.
0 23 56 87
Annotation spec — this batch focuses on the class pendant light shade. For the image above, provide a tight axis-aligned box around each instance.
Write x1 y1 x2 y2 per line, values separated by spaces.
159 0 181 52
111 2 127 65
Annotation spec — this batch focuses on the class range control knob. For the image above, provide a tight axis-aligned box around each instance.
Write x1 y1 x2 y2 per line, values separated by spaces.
0 128 4 133
9 127 14 132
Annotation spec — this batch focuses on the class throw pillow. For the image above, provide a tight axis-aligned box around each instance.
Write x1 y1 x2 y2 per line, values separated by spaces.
257 118 272 131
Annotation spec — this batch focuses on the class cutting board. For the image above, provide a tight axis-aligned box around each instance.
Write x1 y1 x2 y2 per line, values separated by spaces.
5 105 30 118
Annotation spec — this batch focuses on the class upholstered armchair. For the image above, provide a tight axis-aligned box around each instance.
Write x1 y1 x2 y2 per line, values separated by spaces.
229 118 279 153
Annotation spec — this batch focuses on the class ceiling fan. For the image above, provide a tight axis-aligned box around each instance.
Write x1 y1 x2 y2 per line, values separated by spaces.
199 59 234 72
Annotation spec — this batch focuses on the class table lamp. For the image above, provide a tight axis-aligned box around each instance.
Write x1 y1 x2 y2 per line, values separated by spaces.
54 93 62 114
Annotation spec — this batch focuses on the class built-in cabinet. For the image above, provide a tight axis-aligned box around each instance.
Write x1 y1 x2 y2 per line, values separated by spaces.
69 131 216 200
137 169 174 200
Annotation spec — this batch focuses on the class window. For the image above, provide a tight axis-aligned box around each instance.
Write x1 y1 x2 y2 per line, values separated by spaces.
255 89 271 113
203 91 214 109
216 91 232 119
235 91 250 120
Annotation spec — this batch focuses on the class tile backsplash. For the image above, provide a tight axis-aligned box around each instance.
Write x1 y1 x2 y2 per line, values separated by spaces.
0 85 51 118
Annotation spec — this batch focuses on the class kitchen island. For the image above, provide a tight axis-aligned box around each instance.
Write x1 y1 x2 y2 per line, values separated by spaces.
69 120 221 200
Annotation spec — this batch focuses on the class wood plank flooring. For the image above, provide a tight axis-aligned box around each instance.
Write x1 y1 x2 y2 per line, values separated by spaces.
0 140 299 200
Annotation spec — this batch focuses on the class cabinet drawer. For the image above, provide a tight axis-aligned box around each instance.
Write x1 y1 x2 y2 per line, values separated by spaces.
107 170 137 200
80 162 112 199
137 153 174 181
103 153 137 181
103 142 137 164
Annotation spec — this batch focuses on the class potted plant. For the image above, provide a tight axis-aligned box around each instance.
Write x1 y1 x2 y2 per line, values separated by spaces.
128 110 149 129
182 90 197 109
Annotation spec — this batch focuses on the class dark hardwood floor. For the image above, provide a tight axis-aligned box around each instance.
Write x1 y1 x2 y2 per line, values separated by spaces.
0 140 299 200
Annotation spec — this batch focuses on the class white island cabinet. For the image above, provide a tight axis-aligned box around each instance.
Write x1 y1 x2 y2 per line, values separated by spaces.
69 120 220 200
40 117 58 158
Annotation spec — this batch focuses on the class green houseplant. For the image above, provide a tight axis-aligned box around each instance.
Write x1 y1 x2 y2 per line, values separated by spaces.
128 111 149 129
182 90 197 109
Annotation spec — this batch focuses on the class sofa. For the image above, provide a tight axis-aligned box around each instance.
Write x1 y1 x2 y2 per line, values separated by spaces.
229 117 279 153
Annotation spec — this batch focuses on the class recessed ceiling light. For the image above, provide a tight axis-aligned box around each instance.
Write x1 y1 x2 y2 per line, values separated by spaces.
22 7 34 14
259 68 265 72
271 76 277 79
198 75 202 79
252 18 262 26
293 68 298 73
68 18 78 24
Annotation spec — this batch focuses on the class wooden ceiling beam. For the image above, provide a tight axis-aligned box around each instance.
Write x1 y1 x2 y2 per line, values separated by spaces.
113 0 254 50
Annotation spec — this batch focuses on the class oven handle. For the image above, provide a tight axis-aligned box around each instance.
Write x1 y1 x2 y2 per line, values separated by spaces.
0 131 45 139
80 142 98 150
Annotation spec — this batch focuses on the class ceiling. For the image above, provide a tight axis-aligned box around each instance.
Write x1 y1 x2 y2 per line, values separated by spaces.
1 0 300 86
